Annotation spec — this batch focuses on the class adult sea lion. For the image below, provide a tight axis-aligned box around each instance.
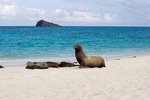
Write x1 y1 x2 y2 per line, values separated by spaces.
73 44 105 68
45 61 59 68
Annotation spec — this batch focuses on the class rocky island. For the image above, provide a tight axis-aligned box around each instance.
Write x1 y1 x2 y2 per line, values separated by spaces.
36 20 61 27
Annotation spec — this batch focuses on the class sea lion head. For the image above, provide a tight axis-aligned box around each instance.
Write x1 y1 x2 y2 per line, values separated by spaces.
73 44 82 50
27 61 33 67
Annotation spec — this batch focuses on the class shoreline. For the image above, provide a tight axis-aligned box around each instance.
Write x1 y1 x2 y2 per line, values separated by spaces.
0 52 150 67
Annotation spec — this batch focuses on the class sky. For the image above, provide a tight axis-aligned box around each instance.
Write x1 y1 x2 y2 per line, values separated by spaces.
0 0 150 26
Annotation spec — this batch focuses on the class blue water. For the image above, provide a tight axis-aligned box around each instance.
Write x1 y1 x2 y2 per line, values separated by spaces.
0 26 150 60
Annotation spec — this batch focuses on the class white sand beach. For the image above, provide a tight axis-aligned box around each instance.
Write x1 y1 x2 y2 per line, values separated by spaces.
0 55 150 100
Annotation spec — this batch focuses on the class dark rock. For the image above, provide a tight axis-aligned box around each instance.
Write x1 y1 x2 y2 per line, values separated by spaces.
26 61 49 69
36 20 61 27
45 61 59 68
114 58 120 60
0 65 4 68
133 56 136 58
59 61 78 67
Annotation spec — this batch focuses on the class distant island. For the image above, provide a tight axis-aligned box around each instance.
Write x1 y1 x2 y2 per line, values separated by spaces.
36 20 61 27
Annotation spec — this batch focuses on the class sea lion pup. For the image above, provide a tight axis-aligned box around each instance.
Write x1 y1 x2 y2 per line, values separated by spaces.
73 44 105 68
45 61 59 68
0 65 4 68
59 61 79 67
26 61 49 69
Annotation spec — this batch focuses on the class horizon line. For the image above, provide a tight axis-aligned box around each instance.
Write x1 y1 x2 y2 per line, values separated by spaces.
0 25 150 27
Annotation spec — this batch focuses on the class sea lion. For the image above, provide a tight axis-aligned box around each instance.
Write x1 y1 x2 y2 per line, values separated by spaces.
26 61 49 69
45 61 59 68
59 61 78 67
73 44 105 68
0 65 4 68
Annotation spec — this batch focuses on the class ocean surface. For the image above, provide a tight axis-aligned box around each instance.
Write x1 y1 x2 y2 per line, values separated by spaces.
0 26 150 66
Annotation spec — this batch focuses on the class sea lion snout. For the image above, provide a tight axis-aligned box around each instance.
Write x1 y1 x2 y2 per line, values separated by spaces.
73 45 76 49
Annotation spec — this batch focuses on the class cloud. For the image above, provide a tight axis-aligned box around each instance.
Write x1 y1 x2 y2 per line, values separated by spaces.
1 0 149 25
59 0 150 26
0 0 17 19
54 9 117 23
0 0 49 21
19 7 48 20
0 0 117 25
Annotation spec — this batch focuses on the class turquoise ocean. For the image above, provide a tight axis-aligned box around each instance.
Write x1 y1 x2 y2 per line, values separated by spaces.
0 26 150 66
